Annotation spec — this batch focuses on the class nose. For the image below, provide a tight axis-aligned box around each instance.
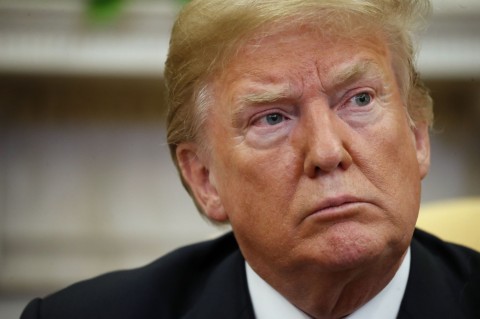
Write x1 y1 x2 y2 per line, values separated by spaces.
296 107 353 178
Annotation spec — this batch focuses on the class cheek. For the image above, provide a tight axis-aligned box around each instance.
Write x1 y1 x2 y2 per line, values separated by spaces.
363 117 418 177
366 122 421 218
216 146 301 219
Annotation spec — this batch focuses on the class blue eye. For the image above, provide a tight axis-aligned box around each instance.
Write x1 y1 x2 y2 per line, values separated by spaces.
265 113 285 125
353 92 372 107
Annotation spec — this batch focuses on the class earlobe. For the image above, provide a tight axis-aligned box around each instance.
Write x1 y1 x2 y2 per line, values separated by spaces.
176 143 229 222
413 122 431 179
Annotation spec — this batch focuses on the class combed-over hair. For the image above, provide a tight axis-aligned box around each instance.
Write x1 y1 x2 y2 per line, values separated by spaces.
164 0 434 218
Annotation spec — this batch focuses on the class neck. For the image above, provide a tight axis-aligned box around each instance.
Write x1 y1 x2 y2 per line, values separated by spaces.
251 250 407 319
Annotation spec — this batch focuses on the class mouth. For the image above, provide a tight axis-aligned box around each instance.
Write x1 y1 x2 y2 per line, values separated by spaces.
306 195 368 221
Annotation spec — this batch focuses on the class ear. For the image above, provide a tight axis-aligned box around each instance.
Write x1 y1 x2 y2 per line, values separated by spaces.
412 122 431 179
176 143 228 222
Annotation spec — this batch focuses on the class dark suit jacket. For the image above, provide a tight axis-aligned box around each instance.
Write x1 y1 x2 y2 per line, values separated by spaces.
21 229 480 319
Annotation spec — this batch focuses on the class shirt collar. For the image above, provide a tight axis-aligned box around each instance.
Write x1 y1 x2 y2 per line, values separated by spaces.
246 248 411 319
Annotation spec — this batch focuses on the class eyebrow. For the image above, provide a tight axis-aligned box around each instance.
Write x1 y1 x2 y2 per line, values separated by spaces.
327 59 386 90
241 89 290 104
239 60 385 104
230 84 295 128
230 59 387 125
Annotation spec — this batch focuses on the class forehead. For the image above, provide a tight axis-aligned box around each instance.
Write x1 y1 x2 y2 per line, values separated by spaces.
214 26 393 100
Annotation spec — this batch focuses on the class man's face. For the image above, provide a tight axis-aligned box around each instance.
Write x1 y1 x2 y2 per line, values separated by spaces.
179 27 430 277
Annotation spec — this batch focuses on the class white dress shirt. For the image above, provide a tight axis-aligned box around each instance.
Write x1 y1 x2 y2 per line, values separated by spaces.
246 248 411 319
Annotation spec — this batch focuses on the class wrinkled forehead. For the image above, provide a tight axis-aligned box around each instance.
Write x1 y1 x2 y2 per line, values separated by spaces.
215 18 390 83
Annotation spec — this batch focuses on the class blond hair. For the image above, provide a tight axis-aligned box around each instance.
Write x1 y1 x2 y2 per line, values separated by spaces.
164 0 434 217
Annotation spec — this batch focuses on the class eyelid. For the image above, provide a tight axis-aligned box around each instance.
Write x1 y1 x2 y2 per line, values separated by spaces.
250 109 291 127
339 88 375 109
246 102 297 123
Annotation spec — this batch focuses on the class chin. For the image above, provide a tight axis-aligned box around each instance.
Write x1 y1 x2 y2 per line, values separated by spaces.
323 246 384 271
307 223 404 271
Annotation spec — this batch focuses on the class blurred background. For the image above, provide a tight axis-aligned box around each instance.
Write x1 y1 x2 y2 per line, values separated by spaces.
0 0 479 317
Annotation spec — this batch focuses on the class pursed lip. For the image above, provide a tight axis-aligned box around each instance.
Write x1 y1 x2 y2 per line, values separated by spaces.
306 195 369 220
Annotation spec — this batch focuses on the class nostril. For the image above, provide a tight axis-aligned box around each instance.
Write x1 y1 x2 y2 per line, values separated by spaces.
303 146 353 178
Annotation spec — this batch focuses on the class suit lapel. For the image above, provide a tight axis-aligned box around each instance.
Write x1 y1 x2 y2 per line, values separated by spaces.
182 250 255 319
397 231 466 319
